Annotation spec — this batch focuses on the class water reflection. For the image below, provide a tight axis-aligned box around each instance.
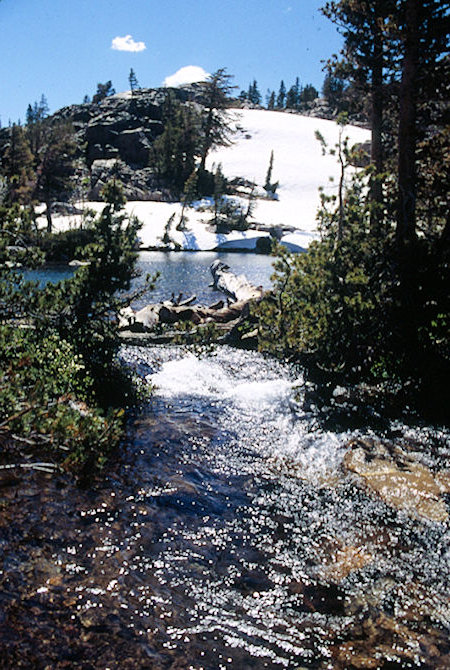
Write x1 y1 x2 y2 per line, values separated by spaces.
1 345 449 669
24 251 275 308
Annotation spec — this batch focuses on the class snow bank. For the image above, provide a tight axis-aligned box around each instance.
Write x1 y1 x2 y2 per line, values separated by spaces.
207 109 370 236
37 110 370 252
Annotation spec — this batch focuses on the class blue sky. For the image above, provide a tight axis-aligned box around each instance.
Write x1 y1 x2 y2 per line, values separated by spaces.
0 0 343 125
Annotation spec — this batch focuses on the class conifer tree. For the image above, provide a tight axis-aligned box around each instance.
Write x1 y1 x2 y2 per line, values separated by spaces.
93 81 116 104
2 124 35 204
299 84 319 105
247 79 262 105
286 77 300 108
322 0 397 233
198 68 236 174
276 80 286 109
35 122 77 232
128 68 139 96
266 90 276 109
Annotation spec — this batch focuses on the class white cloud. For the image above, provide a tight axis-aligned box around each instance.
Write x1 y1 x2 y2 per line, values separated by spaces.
163 65 210 88
111 35 146 52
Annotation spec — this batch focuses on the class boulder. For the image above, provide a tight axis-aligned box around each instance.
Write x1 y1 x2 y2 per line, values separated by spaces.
88 160 160 201
113 128 152 165
132 305 160 331
343 437 448 523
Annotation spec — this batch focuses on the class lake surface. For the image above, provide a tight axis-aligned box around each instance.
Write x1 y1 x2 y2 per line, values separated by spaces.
24 251 276 308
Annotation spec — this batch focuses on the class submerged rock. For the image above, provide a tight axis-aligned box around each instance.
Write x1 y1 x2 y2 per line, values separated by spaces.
343 437 449 523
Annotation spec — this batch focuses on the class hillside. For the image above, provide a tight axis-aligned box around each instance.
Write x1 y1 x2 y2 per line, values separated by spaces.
37 105 370 252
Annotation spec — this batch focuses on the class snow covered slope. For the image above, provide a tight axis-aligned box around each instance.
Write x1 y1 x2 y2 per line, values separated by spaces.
207 109 370 249
40 110 370 252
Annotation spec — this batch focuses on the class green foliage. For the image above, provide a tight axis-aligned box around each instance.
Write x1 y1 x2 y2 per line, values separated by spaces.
1 124 36 204
0 182 153 474
257 194 390 375
256 159 450 418
247 80 262 105
276 80 286 109
128 68 139 95
0 325 122 474
34 121 77 231
153 92 201 191
39 228 95 262
37 181 147 405
0 204 43 322
264 150 279 195
93 81 115 104
199 68 237 172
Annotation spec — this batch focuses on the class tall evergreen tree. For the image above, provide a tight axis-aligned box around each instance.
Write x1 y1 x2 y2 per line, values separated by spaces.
93 81 116 104
1 124 35 204
247 79 262 105
299 84 319 104
322 0 397 234
286 77 300 108
276 80 286 109
198 68 236 174
34 122 77 232
128 68 139 96
266 90 276 110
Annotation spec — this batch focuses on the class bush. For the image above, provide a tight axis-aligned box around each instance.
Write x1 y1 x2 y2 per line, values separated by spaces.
0 325 122 473
256 168 450 421
40 228 96 262
0 182 153 476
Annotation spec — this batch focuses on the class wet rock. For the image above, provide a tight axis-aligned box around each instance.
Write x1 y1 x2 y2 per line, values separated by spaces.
234 569 273 595
330 610 450 669
343 437 449 523
288 580 347 615
321 544 373 583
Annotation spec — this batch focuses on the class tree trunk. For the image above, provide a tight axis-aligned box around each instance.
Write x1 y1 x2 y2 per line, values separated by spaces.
396 0 420 362
210 261 264 303
46 200 52 234
396 0 419 246
369 8 384 235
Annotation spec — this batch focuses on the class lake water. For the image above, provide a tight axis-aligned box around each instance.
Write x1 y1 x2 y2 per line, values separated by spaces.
24 251 276 308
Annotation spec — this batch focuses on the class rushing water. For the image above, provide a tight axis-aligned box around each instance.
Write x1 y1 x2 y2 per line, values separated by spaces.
2 254 450 668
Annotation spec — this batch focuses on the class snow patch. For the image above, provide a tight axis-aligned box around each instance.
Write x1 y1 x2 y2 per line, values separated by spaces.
36 110 370 252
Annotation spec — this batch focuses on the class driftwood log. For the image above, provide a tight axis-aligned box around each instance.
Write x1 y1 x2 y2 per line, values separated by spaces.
210 260 264 303
119 262 264 344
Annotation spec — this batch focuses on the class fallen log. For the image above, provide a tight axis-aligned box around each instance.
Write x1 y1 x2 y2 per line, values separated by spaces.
210 260 264 303
118 262 262 343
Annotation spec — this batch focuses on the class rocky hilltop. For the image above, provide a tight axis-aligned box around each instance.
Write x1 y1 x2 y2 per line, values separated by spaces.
0 84 210 203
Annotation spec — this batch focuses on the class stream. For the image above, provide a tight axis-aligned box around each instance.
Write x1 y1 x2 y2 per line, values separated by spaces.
1 254 449 669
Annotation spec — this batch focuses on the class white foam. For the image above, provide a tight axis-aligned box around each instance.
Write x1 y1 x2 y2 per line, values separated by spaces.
149 351 344 481
149 354 233 398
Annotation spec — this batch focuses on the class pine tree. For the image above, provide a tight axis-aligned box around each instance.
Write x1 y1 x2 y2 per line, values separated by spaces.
128 68 139 96
322 0 398 234
276 80 286 109
264 150 279 196
212 164 227 226
286 77 300 109
322 72 347 110
198 68 236 174
179 169 199 229
266 90 276 109
34 122 77 232
2 124 35 204
247 79 262 105
299 84 319 105
39 94 49 119
93 81 116 104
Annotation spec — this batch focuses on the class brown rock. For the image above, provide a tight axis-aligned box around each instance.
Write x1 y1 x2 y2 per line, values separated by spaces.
343 438 448 523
